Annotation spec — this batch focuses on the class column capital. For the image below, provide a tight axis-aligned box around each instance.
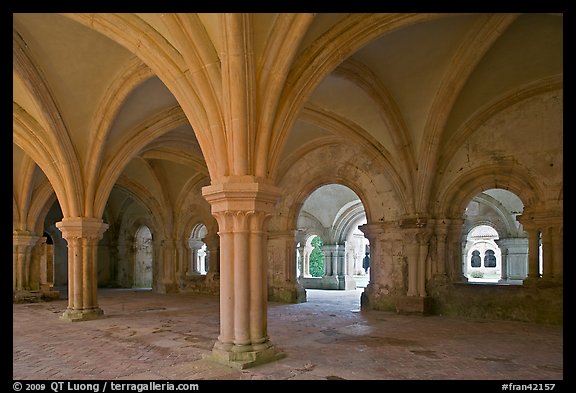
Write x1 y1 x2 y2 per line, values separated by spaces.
13 232 41 247
202 177 281 215
56 217 109 241
517 208 562 230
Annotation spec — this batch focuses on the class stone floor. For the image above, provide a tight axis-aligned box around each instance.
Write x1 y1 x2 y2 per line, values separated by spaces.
13 288 563 381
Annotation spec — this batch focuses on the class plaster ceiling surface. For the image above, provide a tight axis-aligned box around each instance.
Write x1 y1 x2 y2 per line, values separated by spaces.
300 184 361 229
13 13 134 162
13 13 562 213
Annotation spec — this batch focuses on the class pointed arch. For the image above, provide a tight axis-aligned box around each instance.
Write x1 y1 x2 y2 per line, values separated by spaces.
436 162 544 218
84 58 154 217
13 32 83 216
416 14 519 213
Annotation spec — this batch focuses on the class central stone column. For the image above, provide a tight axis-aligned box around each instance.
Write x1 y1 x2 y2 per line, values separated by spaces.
56 217 108 322
202 177 284 369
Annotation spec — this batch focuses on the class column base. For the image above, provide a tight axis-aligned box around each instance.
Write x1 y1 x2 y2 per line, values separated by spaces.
268 282 306 303
60 308 104 322
205 341 286 370
337 275 357 290
320 275 339 290
13 290 44 303
396 296 433 315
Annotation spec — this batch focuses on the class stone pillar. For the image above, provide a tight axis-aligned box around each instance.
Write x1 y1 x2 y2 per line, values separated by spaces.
37 237 49 288
517 209 562 284
550 225 562 279
394 219 433 315
523 225 541 281
404 232 419 297
56 218 108 321
175 239 187 283
417 231 431 296
359 222 406 311
447 218 466 282
204 233 221 287
496 240 509 281
337 242 356 290
13 231 40 293
495 238 529 281
540 224 562 280
267 231 306 303
296 243 305 278
358 224 384 309
28 237 42 291
303 244 312 277
433 220 450 276
321 244 340 289
202 178 285 369
159 239 178 293
401 224 431 297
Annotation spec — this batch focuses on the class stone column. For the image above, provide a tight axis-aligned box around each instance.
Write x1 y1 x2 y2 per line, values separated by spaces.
296 243 305 278
433 220 451 276
495 239 510 281
540 224 562 280
446 219 466 282
159 239 178 293
56 217 108 321
268 231 306 302
37 237 49 288
202 178 285 369
321 244 340 289
29 237 45 291
416 231 431 296
550 225 562 279
303 244 312 277
204 233 221 288
336 242 356 290
403 230 419 297
13 231 40 293
517 209 562 284
523 225 541 281
401 225 431 298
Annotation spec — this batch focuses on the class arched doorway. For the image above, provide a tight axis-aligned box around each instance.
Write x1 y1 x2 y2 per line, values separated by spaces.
189 223 208 275
462 188 528 284
134 225 153 288
296 184 369 292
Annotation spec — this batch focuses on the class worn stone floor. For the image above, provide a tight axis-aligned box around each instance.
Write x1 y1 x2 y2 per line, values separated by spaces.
13 288 563 381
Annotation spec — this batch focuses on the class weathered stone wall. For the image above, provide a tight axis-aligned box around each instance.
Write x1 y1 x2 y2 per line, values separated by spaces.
427 277 563 325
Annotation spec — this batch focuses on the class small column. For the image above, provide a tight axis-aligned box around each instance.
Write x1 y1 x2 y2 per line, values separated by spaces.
447 219 466 282
267 230 306 302
525 226 541 281
204 233 221 287
321 244 340 289
403 229 419 297
395 220 433 315
159 239 178 293
495 240 509 282
416 231 431 296
541 227 553 279
337 242 356 290
56 217 108 321
13 231 40 294
434 220 450 276
303 245 312 277
550 225 562 280
296 243 305 278
202 178 285 369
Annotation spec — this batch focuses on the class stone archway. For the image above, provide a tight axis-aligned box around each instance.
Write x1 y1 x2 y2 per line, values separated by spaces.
134 225 153 288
